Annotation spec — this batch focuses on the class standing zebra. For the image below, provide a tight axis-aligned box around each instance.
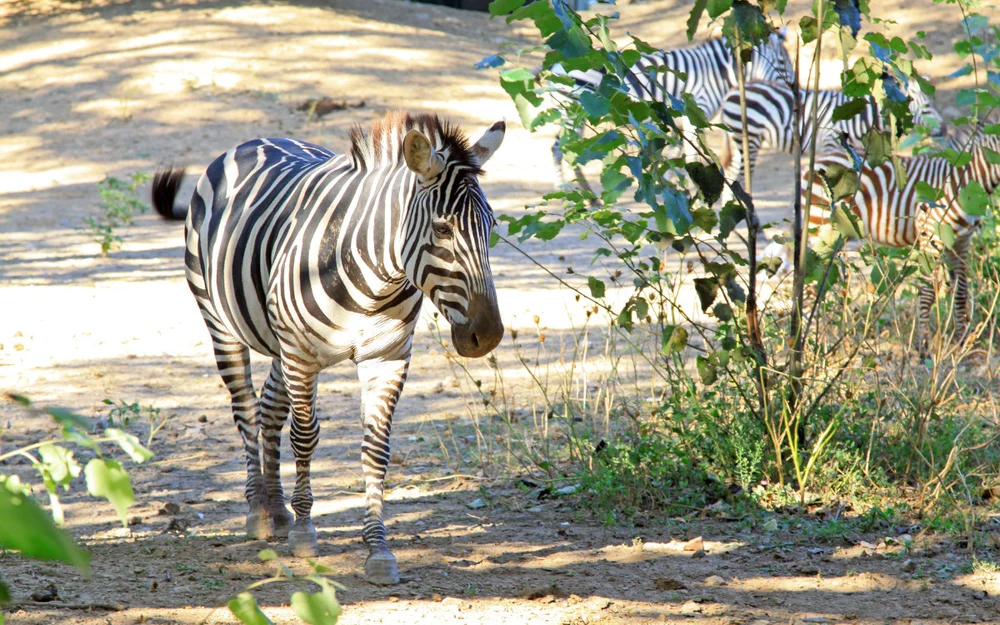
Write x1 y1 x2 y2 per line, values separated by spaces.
152 112 506 585
801 117 999 357
720 76 945 197
549 30 793 177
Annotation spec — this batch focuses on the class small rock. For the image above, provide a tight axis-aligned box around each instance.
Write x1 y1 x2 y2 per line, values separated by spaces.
681 600 702 613
703 575 726 587
30 583 58 602
441 596 465 608
159 502 181 515
858 541 878 550
871 552 886 560
198 415 208 423
129 515 143 526
762 518 779 532
690 549 707 559
466 498 486 509
554 484 579 496
654 578 686 590
683 536 705 552
901 559 916 573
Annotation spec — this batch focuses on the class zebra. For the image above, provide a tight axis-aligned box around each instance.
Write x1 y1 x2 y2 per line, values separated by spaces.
800 116 999 358
719 76 945 199
151 112 506 585
549 30 793 180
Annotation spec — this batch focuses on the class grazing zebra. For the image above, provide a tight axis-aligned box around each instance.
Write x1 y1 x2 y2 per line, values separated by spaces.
152 112 506 585
720 76 945 197
801 118 1000 357
549 30 793 178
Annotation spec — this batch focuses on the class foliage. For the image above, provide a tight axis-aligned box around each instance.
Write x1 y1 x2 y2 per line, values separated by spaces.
83 172 151 256
0 395 153 618
228 549 343 625
473 0 1000 531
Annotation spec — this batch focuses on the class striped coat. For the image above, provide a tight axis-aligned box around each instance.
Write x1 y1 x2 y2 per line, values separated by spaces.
152 112 505 584
721 78 944 195
802 122 1000 356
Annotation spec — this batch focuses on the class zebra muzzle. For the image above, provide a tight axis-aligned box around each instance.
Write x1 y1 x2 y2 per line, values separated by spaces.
451 298 503 358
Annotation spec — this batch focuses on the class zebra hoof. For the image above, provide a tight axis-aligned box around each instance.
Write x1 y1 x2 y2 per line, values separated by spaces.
364 551 400 585
289 522 318 558
246 511 273 541
271 509 293 539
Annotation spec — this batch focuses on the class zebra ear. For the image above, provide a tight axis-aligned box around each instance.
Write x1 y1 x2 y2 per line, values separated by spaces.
471 120 506 167
403 129 445 179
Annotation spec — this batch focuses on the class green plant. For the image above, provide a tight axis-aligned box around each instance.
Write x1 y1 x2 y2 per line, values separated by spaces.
470 0 1000 530
0 394 152 622
102 399 173 447
84 172 151 256
227 549 342 625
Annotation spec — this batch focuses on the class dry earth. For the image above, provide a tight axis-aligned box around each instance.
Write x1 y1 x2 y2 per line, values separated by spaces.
1 0 999 623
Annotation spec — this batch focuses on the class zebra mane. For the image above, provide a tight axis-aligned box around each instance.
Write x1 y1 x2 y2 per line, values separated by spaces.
348 111 482 175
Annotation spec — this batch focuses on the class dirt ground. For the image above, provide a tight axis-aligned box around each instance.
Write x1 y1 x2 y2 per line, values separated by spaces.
2 0 999 623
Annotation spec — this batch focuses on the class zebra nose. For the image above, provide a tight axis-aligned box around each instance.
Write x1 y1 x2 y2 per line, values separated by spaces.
451 297 503 358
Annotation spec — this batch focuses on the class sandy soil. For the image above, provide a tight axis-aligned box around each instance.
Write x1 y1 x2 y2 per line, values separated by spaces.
1 0 999 623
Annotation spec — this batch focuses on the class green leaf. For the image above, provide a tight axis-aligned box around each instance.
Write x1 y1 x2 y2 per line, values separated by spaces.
685 162 725 206
916 181 944 204
499 67 535 83
258 548 279 562
104 429 154 464
38 444 81 487
680 93 710 129
694 278 720 312
696 355 718 386
587 276 606 299
718 201 745 239
0 476 90 574
707 0 733 19
579 91 610 119
229 592 275 625
84 459 135 527
830 98 868 122
713 302 734 321
935 222 956 249
662 325 689 355
291 579 343 625
687 0 708 41
489 0 525 16
958 180 988 217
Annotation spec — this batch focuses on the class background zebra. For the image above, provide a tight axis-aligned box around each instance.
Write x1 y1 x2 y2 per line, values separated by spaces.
719 76 945 198
151 112 506 585
799 115 1000 357
549 30 793 180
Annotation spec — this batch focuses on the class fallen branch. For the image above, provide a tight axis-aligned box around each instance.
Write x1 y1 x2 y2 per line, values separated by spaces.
5 599 125 611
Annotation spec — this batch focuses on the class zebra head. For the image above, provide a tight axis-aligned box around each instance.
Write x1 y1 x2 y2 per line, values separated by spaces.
904 75 945 137
401 120 506 358
745 28 793 84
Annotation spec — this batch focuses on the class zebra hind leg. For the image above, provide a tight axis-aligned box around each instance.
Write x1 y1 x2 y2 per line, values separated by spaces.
917 278 936 361
259 358 294 538
209 333 272 539
284 366 321 557
357 358 410 585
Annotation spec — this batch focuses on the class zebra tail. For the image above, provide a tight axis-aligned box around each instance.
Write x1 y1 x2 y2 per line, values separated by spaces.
151 167 187 221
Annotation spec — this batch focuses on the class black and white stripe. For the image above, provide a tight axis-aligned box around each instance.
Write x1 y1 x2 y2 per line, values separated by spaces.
550 31 793 174
721 77 944 195
802 119 999 357
152 112 505 585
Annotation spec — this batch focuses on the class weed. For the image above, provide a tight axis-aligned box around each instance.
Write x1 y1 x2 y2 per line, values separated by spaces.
84 172 151 256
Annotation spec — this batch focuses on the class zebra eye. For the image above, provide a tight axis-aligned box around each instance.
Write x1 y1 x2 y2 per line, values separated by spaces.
432 222 453 239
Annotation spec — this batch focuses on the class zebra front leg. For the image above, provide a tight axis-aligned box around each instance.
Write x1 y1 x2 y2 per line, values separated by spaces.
917 278 935 360
259 358 293 538
284 367 321 557
356 357 410 585
946 237 972 346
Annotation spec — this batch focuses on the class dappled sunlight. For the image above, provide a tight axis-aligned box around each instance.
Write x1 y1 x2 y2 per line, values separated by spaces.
0 37 90 73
